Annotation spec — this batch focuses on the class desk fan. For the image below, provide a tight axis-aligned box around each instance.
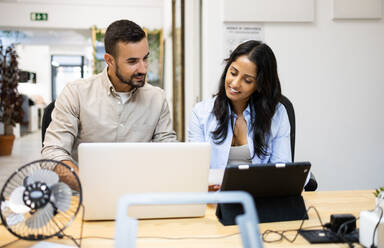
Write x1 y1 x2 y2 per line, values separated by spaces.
0 159 82 246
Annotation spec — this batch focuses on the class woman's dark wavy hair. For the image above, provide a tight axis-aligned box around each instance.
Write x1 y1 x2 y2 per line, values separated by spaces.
212 40 282 158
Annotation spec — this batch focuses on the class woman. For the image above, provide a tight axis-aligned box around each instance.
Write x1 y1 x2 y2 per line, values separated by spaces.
188 40 291 190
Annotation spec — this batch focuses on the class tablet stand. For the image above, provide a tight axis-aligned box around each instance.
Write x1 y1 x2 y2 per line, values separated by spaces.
217 195 308 225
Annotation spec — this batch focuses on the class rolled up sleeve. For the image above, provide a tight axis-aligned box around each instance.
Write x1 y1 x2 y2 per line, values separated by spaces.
152 93 177 142
269 104 292 163
41 83 80 163
188 106 205 142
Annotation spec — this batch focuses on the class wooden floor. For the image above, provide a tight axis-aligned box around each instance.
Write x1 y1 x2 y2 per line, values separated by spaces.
0 131 42 189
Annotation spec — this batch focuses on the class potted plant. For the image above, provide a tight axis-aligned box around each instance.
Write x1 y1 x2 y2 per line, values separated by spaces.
374 187 384 209
0 44 24 155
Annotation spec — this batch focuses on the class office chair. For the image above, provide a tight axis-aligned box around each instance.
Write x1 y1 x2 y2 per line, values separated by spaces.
279 95 318 191
41 100 55 145
279 95 295 162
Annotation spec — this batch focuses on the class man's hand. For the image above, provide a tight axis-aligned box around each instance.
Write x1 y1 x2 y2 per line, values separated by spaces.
54 160 80 191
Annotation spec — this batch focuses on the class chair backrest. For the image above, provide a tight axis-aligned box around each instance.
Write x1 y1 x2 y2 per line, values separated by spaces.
115 192 263 248
41 100 55 145
279 95 318 191
279 95 295 162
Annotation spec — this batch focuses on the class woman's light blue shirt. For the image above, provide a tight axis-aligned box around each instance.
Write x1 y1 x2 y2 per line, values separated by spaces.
188 98 292 169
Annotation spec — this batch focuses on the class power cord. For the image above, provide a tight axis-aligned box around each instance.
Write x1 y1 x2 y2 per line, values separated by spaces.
137 232 240 240
75 232 241 241
335 217 360 248
370 206 383 248
0 239 19 248
52 204 85 247
262 206 327 243
262 205 359 246
262 224 324 243
75 236 114 240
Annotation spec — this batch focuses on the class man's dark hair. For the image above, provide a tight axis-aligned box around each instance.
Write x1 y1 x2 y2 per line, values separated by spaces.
104 19 146 57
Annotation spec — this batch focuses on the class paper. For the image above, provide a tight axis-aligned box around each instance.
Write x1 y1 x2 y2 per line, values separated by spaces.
223 23 264 59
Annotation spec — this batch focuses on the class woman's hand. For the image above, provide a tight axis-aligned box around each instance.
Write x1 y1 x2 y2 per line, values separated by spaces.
208 184 221 192
232 115 248 146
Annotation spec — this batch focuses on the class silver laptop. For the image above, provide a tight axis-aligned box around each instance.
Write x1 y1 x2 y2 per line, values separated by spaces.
78 142 210 220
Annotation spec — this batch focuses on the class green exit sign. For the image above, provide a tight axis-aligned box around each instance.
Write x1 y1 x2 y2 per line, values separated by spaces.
30 12 48 21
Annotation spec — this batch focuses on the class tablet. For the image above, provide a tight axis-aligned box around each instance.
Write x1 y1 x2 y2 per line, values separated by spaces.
217 162 311 225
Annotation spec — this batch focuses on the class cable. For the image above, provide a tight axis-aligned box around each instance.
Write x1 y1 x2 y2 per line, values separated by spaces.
78 204 85 247
0 239 19 248
73 203 240 243
137 232 240 240
74 232 240 241
74 205 241 242
52 219 80 248
262 205 328 243
335 217 360 248
49 204 85 247
262 205 361 246
371 206 383 248
76 236 114 240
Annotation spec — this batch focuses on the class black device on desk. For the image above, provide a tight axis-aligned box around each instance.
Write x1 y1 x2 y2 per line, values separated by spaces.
216 162 311 225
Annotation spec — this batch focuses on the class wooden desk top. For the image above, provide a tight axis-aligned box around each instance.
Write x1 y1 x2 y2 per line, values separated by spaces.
0 190 373 247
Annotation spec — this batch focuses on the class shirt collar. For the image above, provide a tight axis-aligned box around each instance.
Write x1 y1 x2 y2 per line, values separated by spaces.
101 67 114 96
244 104 251 115
228 103 252 118
102 66 138 97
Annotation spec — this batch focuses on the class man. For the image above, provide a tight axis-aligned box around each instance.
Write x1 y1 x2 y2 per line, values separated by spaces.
42 20 177 175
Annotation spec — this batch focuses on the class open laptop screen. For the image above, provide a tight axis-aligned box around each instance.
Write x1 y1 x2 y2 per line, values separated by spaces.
78 142 210 220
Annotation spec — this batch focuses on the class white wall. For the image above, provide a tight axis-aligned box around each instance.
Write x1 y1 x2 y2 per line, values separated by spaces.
16 45 51 103
1 0 164 104
184 0 202 136
15 44 93 104
0 0 163 30
162 0 173 114
202 0 384 190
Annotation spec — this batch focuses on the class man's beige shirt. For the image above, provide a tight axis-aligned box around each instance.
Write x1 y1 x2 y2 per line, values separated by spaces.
41 67 177 162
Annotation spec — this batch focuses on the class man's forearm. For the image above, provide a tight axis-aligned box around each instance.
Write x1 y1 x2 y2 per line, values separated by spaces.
61 160 79 175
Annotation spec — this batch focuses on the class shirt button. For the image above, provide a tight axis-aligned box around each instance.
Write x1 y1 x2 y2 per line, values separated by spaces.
120 124 124 127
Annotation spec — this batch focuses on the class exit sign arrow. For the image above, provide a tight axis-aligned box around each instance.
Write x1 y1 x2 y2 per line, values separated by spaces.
30 12 48 21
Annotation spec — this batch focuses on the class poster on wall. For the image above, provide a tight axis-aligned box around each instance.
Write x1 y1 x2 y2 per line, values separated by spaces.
223 23 264 59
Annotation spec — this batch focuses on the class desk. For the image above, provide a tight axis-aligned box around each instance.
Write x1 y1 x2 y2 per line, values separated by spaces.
0 190 373 247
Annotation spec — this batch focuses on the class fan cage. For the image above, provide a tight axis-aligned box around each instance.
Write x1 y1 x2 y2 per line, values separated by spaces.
0 159 83 241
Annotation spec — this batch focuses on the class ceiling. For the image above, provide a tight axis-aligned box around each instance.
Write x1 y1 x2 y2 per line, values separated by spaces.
0 0 163 7
0 28 91 47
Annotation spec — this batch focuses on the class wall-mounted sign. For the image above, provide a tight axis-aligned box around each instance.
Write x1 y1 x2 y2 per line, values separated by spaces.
30 12 48 21
223 23 264 59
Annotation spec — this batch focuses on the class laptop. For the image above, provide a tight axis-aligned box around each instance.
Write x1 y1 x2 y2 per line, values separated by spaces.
216 162 311 225
78 142 210 220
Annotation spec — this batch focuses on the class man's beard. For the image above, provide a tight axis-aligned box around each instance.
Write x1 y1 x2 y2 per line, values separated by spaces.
115 65 146 89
